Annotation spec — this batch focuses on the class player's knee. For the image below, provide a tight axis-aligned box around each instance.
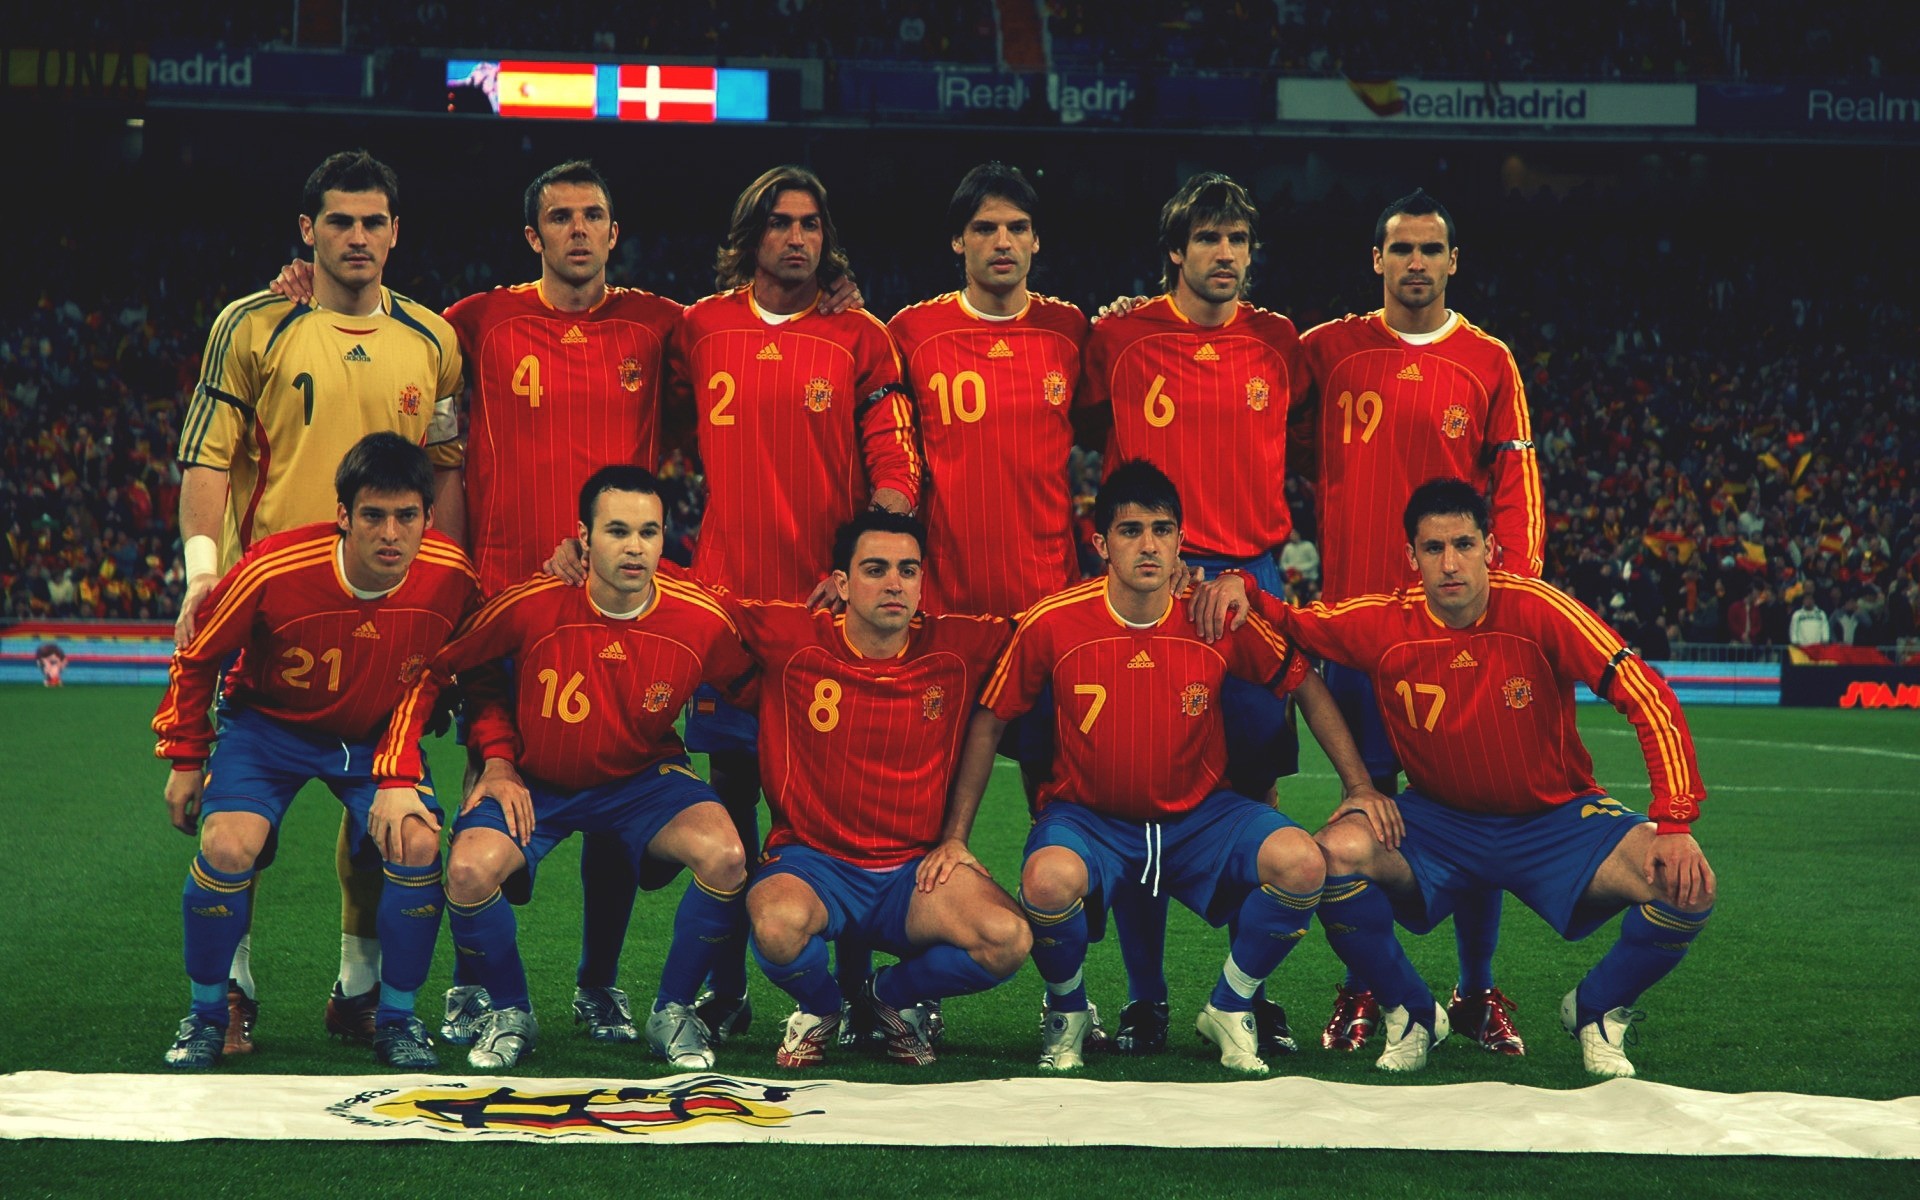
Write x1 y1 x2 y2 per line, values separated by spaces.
746 903 809 965
199 818 263 875
444 847 500 906
973 906 1033 977
1019 851 1084 914
689 832 748 893
1314 815 1378 877
1258 827 1326 894
395 817 441 869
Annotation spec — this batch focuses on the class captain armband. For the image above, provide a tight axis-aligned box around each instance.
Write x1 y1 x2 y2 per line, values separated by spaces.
1594 646 1635 702
857 382 910 419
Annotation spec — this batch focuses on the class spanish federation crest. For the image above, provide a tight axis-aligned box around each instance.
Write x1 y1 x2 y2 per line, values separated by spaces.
399 654 426 685
1441 404 1470 439
803 377 834 412
618 356 643 392
1043 370 1068 407
1501 675 1534 710
1180 682 1210 717
1245 377 1271 411
643 680 675 713
398 383 423 417
922 685 945 721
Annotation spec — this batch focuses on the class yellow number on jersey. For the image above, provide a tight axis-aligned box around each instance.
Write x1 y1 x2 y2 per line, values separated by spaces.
513 354 543 409
1072 683 1107 733
538 668 592 724
279 646 343 692
708 371 737 426
928 370 987 424
1337 389 1383 443
808 678 843 732
1393 680 1446 731
1143 374 1175 428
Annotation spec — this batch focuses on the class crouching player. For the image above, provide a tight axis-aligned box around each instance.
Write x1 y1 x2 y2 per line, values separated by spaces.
951 460 1384 1075
723 511 1029 1067
155 433 480 1069
373 465 751 1071
1192 478 1716 1076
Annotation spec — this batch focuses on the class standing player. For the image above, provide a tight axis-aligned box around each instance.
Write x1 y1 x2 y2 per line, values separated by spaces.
1080 173 1311 1057
1192 478 1713 1076
373 466 752 1071
155 434 478 1070
951 460 1384 1075
727 512 1029 1067
174 150 464 1054
1298 189 1546 1056
670 165 920 1035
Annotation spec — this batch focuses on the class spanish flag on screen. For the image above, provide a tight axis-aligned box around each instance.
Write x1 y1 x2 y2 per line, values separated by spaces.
498 61 597 119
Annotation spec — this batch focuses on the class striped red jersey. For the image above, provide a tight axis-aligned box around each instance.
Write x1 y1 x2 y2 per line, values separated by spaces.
982 578 1309 820
153 524 479 765
888 291 1088 616
725 601 1011 869
672 287 919 601
1249 574 1703 829
1300 311 1545 599
446 282 684 595
375 575 752 792
1085 296 1311 559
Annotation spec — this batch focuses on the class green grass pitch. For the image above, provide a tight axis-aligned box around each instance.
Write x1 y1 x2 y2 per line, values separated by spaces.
1 685 1914 1197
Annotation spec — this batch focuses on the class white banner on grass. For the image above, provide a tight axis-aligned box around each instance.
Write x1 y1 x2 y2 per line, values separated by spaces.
1 1071 1916 1156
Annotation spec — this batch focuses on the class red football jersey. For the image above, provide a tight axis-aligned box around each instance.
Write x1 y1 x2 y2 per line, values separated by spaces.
375 574 752 792
725 601 1012 869
1300 311 1545 600
671 287 919 602
1085 296 1311 559
981 578 1309 820
888 291 1088 616
1249 574 1704 828
445 282 685 595
154 524 480 764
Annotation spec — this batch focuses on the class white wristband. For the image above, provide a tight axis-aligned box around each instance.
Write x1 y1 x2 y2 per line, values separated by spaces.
185 535 219 581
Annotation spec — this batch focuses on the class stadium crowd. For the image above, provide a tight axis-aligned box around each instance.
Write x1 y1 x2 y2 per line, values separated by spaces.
3 171 1914 657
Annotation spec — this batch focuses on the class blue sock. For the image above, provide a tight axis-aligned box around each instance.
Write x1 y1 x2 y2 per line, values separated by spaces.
657 874 745 1009
576 832 638 990
1023 895 1089 1012
876 945 1007 1008
183 855 253 1024
448 889 529 1012
752 932 841 1015
1210 884 1319 1012
836 939 876 1002
1111 885 1171 1004
375 859 444 1026
703 760 759 1002
1319 874 1434 1016
1452 886 1502 994
1578 901 1713 1025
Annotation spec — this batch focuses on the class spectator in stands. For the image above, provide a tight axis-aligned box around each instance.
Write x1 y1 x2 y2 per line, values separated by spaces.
1788 592 1830 648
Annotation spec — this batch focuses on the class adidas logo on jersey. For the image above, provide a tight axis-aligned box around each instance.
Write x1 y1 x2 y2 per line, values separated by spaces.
1397 362 1424 381
1449 649 1478 669
562 324 588 345
352 620 381 640
1193 343 1220 362
1127 650 1156 669
344 344 371 363
987 338 1013 359
598 642 628 661
757 343 784 361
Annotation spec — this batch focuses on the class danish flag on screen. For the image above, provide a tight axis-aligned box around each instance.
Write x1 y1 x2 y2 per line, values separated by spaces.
617 64 718 122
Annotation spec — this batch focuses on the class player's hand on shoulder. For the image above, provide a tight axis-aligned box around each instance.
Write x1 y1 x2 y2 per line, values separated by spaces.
916 838 986 892
819 273 864 315
163 766 206 835
1095 294 1151 322
543 536 588 586
174 576 216 647
1188 573 1252 642
465 757 534 844
870 488 910 515
369 786 442 862
267 258 316 305
1645 831 1714 910
1332 784 1403 850
804 575 846 614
